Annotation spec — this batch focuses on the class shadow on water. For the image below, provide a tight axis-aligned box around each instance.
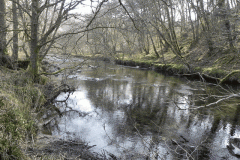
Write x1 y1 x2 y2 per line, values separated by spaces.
43 59 240 159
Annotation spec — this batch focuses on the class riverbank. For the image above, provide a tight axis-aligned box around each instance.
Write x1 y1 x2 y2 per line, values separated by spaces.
0 67 46 159
74 53 240 85
25 134 108 159
112 53 240 85
0 64 109 159
3 52 238 159
2 54 238 159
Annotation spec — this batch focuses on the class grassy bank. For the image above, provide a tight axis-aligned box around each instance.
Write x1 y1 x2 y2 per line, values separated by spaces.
74 52 240 84
112 51 240 85
0 67 46 159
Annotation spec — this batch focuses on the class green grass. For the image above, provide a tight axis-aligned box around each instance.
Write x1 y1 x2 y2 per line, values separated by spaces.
0 68 46 159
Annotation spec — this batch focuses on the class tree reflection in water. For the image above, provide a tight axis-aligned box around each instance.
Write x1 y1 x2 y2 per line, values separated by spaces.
45 60 240 159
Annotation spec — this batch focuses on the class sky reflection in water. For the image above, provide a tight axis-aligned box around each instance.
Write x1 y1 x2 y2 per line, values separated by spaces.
49 60 240 159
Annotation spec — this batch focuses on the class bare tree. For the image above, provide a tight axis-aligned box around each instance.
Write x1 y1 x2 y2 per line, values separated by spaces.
14 0 92 81
0 0 7 64
30 0 39 80
12 0 19 64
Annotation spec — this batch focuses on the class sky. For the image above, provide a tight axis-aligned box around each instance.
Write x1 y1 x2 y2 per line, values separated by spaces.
73 0 99 15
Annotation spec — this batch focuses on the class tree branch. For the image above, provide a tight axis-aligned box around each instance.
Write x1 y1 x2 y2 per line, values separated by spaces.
190 93 240 109
118 0 140 31
86 0 108 28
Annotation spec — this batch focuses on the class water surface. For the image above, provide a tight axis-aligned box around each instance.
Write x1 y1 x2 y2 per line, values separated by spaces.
44 57 240 159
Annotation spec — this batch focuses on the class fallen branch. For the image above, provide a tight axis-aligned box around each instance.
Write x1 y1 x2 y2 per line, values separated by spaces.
190 93 240 109
43 84 75 107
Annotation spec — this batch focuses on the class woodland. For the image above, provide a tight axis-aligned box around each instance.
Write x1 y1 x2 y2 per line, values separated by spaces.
0 0 240 159
1 0 240 82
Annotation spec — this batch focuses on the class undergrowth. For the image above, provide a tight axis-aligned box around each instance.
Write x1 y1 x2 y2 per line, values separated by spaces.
0 67 46 159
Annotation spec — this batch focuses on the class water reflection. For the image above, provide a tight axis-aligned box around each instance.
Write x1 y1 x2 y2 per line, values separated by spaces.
46 60 240 159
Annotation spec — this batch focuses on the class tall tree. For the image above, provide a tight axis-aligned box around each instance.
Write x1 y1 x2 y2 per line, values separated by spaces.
30 0 39 80
0 0 7 64
217 0 235 50
12 0 19 64
25 0 86 81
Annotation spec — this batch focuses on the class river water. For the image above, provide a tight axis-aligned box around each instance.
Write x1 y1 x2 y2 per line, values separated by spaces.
44 56 240 159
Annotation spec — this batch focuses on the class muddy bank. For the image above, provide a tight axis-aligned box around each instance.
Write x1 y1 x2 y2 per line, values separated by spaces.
26 135 108 160
115 59 240 85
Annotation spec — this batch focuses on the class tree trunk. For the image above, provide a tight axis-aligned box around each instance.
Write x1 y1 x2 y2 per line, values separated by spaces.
187 0 196 41
225 19 235 50
180 0 186 33
148 30 160 58
0 0 6 64
144 34 150 55
220 0 235 50
30 0 39 82
198 0 214 53
12 0 19 65
165 1 183 58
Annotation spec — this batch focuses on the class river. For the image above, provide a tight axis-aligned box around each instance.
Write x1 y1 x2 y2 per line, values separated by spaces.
43 55 240 159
